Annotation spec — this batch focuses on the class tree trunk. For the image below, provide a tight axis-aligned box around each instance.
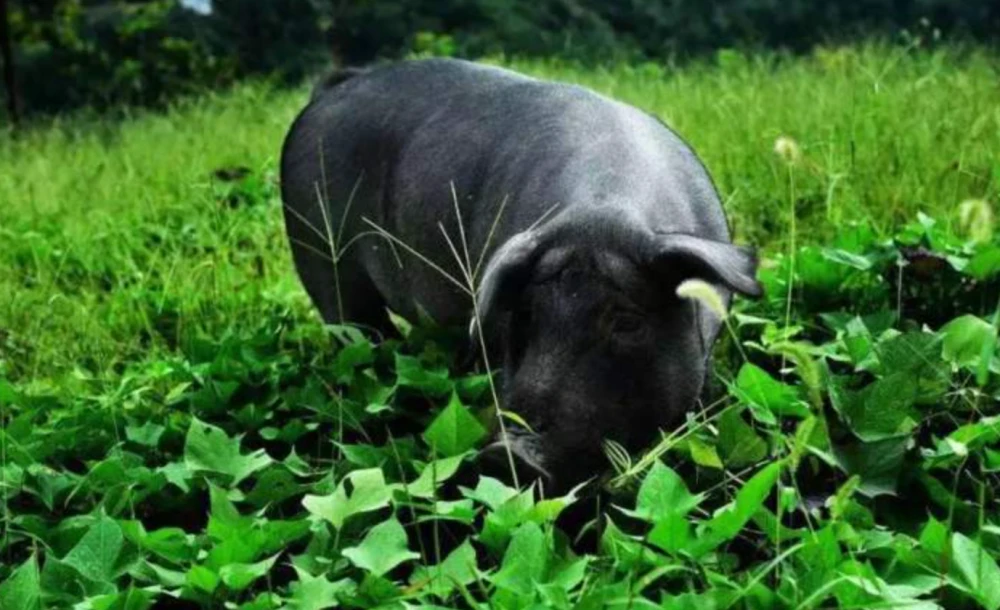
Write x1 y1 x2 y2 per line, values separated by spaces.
0 0 19 125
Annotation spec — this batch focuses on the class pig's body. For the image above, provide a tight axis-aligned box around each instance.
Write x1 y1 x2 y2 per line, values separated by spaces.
280 58 759 487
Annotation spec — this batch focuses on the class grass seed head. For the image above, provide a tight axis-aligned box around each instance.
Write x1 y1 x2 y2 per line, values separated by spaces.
676 279 727 319
773 135 802 166
958 198 994 243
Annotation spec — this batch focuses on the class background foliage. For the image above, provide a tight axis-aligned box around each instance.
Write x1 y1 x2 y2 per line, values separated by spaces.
330 0 1000 62
4 0 1000 117
4 0 327 114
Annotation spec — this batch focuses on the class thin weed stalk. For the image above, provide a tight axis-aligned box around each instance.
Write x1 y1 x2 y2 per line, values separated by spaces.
337 185 545 490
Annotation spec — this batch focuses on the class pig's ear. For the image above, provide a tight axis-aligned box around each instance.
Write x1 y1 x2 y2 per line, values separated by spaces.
651 233 762 298
470 231 542 339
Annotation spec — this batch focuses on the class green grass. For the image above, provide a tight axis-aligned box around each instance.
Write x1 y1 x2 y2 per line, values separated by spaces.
505 43 1000 245
1 42 997 385
2 42 1000 608
0 84 307 385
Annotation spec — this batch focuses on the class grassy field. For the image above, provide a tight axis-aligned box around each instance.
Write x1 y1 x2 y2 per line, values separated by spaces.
1 42 1000 608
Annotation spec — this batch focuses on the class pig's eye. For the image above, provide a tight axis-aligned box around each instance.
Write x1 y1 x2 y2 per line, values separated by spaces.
509 304 533 360
609 310 646 337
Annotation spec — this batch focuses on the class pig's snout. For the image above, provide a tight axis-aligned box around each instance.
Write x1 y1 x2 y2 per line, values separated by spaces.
478 431 552 487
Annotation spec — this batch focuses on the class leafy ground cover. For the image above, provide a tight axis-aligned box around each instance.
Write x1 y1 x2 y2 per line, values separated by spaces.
2 43 1000 608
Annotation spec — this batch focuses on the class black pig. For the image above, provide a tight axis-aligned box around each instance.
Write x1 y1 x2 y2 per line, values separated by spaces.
280 58 761 490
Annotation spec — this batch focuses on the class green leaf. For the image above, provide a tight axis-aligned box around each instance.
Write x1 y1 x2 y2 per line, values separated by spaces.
41 555 114 599
873 332 949 403
842 316 879 371
527 484 580 524
928 416 1000 469
125 422 165 448
0 554 40 610
965 244 1000 280
688 437 723 469
832 435 908 497
829 375 919 442
703 462 782 544
219 553 280 591
941 315 996 369
661 590 741 609
550 556 589 592
599 518 646 571
462 476 520 510
234 592 281 610
733 363 809 418
186 564 220 594
838 565 942 610
338 443 390 468
62 514 124 584
147 563 186 590
407 454 465 498
632 461 702 523
302 468 394 530
184 417 273 485
203 484 308 569
477 487 537 553
952 532 1000 610
718 409 768 468
395 353 452 395
491 522 549 596
78 587 159 610
455 373 492 401
355 573 400 605
326 323 370 346
332 340 375 384
432 499 477 525
95 587 159 610
342 517 420 577
245 467 309 508
287 568 353 610
165 381 193 405
648 513 692 555
208 482 249 528
158 462 192 493
822 247 873 270
920 517 949 555
423 392 487 456
410 539 478 599
498 409 533 434
388 309 413 338
0 379 18 405
120 521 195 565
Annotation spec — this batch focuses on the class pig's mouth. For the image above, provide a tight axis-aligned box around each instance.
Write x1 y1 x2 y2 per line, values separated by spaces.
478 429 553 485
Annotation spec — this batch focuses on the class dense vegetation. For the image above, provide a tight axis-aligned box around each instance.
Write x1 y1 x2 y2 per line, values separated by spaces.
2 44 1000 608
329 0 1000 62
5 0 1000 116
3 0 326 115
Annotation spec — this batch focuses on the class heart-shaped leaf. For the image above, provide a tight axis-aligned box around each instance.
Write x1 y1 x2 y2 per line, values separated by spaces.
184 417 272 485
342 517 420 577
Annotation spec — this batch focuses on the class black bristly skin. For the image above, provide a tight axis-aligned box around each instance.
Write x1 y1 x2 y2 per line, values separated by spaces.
280 58 761 490
489 248 705 490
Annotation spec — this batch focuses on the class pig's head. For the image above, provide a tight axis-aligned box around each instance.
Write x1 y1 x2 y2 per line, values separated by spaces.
472 212 761 491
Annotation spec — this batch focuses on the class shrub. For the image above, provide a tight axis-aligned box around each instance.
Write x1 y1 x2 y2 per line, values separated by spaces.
5 0 325 116
3 0 998 118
